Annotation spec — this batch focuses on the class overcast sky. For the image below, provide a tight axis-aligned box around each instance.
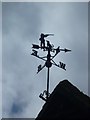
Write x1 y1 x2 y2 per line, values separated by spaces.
0 1 2 120
2 2 88 118
1 0 89 2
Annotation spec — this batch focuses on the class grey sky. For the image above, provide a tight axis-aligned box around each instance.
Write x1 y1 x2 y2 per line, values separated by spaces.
1 0 89 2
88 2 90 96
0 1 2 120
2 2 88 118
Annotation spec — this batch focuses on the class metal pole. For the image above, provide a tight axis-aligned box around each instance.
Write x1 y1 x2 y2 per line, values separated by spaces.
47 67 49 99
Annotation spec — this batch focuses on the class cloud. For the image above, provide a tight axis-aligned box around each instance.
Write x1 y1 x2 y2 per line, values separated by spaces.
2 2 88 118
2 2 44 118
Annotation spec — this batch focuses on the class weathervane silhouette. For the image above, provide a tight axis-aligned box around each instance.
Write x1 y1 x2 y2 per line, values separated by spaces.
31 33 71 101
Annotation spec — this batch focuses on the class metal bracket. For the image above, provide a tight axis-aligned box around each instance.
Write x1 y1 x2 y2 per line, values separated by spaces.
39 90 50 101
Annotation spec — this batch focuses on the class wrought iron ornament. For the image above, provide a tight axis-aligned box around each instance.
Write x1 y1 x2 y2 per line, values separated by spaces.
31 33 71 101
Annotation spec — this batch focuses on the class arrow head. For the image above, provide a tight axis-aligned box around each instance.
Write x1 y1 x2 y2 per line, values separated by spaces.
64 48 71 53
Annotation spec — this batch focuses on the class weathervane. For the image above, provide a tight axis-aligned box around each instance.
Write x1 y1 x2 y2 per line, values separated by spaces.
31 33 71 101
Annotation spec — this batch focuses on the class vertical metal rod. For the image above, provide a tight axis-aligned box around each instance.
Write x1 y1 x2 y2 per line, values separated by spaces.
47 67 49 99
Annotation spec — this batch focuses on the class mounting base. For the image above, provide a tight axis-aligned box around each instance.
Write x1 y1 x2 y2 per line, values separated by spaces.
39 90 50 101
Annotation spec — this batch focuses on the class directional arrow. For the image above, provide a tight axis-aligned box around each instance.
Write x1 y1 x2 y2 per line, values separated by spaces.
64 48 71 52
60 48 71 52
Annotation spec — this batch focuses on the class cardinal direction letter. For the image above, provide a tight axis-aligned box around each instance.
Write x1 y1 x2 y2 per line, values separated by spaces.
59 62 66 70
31 50 38 56
37 64 42 73
37 64 46 74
